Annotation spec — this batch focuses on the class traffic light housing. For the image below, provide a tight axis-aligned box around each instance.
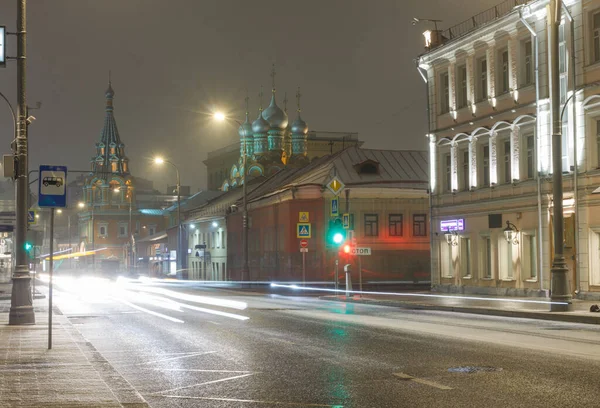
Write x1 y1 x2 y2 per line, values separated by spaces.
327 218 346 247
24 242 33 252
343 244 351 254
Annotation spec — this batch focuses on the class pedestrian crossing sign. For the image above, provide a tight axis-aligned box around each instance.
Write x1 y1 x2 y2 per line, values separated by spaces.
296 223 311 238
28 210 36 225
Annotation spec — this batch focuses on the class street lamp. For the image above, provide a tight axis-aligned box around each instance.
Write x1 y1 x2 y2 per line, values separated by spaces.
503 221 519 246
153 157 182 278
213 111 250 282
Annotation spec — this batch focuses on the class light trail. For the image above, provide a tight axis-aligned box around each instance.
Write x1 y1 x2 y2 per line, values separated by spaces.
269 283 570 305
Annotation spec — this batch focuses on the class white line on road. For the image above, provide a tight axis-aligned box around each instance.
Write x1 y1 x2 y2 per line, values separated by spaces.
159 395 343 407
138 351 217 365
114 298 184 323
151 373 255 394
148 368 255 373
393 372 453 390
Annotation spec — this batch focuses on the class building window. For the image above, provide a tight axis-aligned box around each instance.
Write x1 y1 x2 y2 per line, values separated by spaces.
482 236 492 278
478 58 487 101
482 144 490 187
522 232 537 279
389 214 403 236
501 238 514 279
444 153 451 192
461 237 471 277
503 140 511 184
594 11 600 63
526 135 535 179
413 214 427 237
222 230 226 248
149 224 156 236
118 224 127 238
523 40 533 86
440 72 450 114
498 49 509 94
457 64 467 109
364 214 379 237
462 150 469 191
99 224 107 238
212 231 216 248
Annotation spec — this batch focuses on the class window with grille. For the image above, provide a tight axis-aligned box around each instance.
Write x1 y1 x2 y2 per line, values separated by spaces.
527 135 535 179
440 72 450 113
482 144 490 187
594 11 600 63
445 153 451 192
504 141 511 184
462 150 469 190
389 214 403 237
457 65 467 108
499 49 509 93
479 58 487 101
524 40 533 85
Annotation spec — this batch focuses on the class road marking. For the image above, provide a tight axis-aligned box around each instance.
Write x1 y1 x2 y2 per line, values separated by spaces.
151 373 255 394
139 351 216 365
393 372 453 390
115 298 184 323
159 395 343 407
149 368 254 373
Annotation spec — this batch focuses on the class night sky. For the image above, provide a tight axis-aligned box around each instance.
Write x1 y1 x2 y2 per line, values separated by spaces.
0 0 502 192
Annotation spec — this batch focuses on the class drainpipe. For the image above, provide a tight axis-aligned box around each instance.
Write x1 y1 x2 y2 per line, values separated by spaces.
520 10 544 292
562 2 579 295
417 60 435 289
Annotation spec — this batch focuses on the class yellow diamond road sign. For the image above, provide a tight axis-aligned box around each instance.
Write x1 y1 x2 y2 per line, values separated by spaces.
326 176 345 196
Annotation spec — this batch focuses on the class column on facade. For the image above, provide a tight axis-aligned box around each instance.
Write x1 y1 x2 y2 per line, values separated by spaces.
489 131 498 185
429 135 437 194
466 54 475 114
448 62 456 119
469 137 477 189
508 36 518 102
486 45 496 107
510 125 520 182
450 142 458 192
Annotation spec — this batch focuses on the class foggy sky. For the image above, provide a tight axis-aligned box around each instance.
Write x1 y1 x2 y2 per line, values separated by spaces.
0 0 503 192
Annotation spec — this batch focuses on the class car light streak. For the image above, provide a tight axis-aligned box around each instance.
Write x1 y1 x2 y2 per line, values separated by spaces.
132 286 248 310
114 298 184 323
269 284 570 305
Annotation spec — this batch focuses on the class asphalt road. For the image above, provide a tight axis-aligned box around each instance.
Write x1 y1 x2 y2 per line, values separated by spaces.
43 277 600 407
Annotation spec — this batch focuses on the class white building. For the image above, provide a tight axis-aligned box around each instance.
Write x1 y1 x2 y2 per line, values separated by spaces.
417 0 600 298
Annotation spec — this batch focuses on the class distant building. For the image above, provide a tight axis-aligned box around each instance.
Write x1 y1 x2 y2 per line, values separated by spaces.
186 146 430 282
77 80 168 272
204 67 363 190
418 0 600 298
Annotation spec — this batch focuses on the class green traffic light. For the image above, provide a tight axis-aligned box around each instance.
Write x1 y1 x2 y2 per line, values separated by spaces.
24 242 33 251
333 232 344 244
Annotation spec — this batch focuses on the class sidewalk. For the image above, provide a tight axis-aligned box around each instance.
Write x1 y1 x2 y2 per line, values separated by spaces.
0 283 149 408
322 291 600 325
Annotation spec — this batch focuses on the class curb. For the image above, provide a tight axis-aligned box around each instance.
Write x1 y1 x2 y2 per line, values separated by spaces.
321 296 600 325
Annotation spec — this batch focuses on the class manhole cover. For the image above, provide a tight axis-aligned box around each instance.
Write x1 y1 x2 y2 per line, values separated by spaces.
448 366 502 373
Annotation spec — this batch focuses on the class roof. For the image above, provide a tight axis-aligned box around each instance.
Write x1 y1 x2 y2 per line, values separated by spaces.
138 208 166 216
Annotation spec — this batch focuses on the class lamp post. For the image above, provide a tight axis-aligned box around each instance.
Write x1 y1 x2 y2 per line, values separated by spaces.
213 112 249 282
549 0 572 311
153 157 182 278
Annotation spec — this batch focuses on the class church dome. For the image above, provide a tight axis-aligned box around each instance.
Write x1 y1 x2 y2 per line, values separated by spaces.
291 115 308 135
262 94 288 130
238 117 253 138
252 111 270 134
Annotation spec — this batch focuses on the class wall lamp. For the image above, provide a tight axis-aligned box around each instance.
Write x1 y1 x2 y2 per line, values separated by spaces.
503 220 519 245
445 230 458 246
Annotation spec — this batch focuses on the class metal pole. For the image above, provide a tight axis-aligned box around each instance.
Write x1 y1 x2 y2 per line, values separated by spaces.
92 206 95 275
549 0 572 311
48 208 54 349
302 251 306 286
358 255 362 296
129 194 132 274
335 258 339 292
176 166 181 279
67 214 71 270
242 140 249 282
9 0 35 325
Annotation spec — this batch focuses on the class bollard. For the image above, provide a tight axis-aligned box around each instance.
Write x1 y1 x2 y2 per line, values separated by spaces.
344 264 352 298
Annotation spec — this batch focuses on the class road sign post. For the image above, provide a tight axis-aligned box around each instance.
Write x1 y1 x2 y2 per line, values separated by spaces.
38 165 67 350
302 251 306 286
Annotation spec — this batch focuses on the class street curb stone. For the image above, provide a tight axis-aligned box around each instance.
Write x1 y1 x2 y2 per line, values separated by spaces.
321 296 600 325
